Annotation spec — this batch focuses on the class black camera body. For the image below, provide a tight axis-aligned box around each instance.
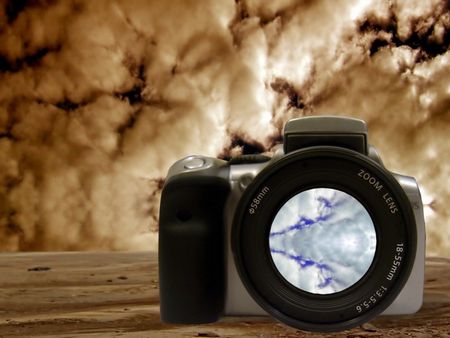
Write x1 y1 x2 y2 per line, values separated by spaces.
158 116 425 332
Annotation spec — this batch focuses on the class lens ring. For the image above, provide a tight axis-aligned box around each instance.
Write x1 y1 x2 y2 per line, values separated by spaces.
231 146 417 331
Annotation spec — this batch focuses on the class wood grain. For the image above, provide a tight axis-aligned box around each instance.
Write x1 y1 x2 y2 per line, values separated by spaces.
0 252 448 337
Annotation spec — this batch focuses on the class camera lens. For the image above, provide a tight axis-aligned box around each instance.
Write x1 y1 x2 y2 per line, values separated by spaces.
232 146 417 331
269 188 376 295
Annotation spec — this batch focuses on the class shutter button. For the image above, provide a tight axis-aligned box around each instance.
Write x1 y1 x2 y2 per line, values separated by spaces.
183 156 206 169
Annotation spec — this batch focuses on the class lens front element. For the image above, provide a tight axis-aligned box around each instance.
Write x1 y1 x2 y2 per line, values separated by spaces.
269 188 377 295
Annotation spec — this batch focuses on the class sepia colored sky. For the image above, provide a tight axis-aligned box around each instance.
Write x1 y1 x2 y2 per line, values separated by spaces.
0 0 448 255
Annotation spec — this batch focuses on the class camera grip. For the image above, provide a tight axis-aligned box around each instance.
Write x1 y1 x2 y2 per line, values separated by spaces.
159 174 230 323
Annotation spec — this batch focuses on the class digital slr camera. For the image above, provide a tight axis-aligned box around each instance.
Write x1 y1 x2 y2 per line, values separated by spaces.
159 116 425 332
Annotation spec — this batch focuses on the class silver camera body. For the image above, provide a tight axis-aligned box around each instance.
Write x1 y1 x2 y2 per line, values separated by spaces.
160 116 425 331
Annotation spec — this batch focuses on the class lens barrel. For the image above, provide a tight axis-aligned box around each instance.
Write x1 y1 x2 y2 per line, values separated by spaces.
231 146 417 331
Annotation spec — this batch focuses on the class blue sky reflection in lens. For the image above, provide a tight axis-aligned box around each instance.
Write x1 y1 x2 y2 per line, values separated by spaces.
269 188 376 294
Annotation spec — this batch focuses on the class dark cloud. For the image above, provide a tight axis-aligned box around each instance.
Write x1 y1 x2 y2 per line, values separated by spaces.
358 0 450 60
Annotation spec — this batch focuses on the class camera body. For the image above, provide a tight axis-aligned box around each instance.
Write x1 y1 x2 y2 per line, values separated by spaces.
159 116 425 332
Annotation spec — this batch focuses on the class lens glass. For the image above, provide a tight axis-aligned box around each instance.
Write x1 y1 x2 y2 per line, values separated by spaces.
269 188 376 295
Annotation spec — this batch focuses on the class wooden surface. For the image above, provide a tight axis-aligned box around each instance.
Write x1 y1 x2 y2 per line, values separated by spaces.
0 252 448 337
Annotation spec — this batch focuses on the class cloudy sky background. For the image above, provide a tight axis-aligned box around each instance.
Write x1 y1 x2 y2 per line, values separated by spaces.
0 0 448 254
